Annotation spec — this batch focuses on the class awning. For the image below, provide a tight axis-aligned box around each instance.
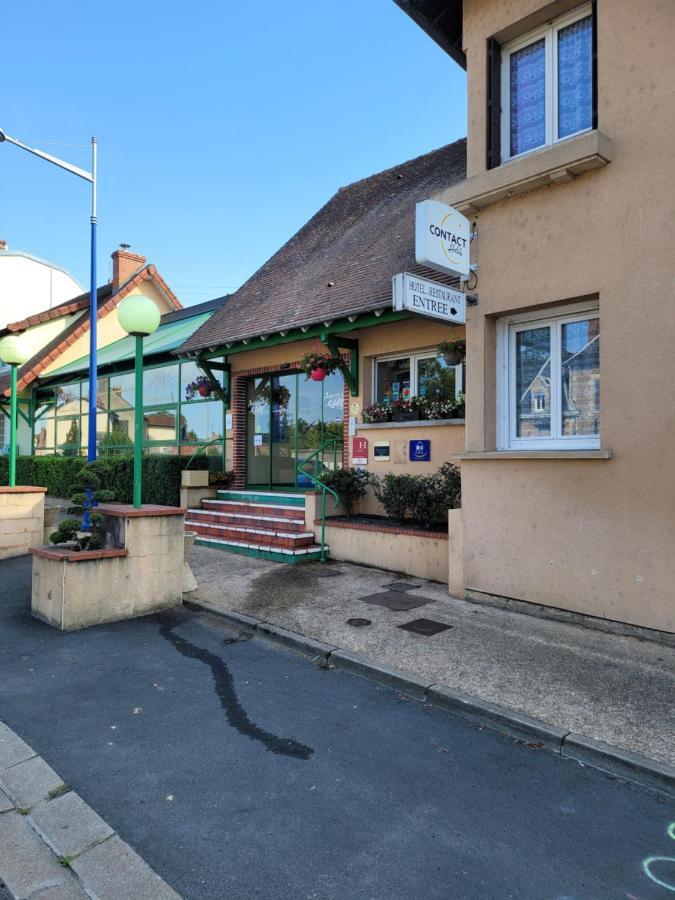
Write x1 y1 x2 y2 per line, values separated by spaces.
45 311 213 381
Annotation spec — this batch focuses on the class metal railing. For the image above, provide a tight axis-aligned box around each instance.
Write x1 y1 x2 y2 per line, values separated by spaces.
184 437 226 471
297 440 340 562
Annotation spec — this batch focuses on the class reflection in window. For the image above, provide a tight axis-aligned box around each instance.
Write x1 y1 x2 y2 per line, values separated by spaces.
109 373 135 410
179 401 224 443
561 318 599 435
144 408 177 443
516 327 551 437
143 365 179 406
418 357 457 401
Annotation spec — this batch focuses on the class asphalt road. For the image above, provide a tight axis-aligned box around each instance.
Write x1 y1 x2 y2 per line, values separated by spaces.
0 555 672 899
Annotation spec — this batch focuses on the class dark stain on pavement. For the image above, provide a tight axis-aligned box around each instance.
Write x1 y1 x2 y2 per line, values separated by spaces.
158 616 313 760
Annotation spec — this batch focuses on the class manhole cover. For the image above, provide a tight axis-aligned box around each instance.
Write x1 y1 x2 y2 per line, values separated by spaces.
397 618 453 636
383 581 423 593
347 618 372 627
358 591 435 612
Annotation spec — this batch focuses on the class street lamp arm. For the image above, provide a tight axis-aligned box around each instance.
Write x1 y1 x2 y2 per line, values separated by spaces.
0 130 93 183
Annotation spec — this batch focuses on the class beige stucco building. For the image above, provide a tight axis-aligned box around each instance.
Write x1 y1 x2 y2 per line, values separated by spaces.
397 0 674 632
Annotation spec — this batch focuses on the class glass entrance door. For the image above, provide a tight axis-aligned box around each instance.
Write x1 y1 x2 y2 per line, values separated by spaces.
245 370 343 489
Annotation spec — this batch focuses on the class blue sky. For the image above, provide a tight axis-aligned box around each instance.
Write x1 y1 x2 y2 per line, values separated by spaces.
1 1 466 306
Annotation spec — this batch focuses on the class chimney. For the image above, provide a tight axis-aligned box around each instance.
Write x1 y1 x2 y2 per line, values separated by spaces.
0 240 7 251
111 245 147 291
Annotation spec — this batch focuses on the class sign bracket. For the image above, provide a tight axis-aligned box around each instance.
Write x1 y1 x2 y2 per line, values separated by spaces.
320 332 359 397
197 358 231 406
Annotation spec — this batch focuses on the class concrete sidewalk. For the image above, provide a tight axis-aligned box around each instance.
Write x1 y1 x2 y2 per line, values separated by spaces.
188 545 675 769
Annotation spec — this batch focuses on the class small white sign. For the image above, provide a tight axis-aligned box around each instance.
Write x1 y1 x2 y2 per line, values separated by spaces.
253 434 263 447
392 272 465 325
225 413 233 431
415 199 470 278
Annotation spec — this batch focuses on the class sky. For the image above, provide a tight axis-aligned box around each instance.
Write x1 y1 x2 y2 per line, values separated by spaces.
0 1 466 307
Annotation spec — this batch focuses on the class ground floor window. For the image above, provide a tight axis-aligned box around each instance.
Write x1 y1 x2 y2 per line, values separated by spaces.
31 359 226 468
374 351 463 406
497 303 600 450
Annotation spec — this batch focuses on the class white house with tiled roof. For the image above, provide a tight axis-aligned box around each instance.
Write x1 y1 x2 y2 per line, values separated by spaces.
0 239 83 320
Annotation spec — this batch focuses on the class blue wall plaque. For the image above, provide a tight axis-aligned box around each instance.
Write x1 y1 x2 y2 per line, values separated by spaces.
409 439 431 462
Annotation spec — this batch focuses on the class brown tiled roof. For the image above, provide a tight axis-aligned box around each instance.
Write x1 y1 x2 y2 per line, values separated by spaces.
2 290 97 334
179 139 467 354
0 265 182 397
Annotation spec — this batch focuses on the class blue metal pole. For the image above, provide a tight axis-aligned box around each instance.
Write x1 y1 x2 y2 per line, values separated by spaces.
84 136 97 529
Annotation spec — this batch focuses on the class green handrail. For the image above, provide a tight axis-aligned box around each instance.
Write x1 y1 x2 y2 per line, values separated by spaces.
297 439 340 562
184 436 225 470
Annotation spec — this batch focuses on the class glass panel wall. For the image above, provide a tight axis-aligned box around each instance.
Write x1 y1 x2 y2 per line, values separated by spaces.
32 359 226 469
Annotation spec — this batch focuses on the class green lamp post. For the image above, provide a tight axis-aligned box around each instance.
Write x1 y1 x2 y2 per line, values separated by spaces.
0 334 28 487
117 296 161 508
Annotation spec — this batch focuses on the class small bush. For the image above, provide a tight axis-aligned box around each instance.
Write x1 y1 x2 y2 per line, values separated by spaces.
209 470 235 488
372 462 461 530
322 467 370 517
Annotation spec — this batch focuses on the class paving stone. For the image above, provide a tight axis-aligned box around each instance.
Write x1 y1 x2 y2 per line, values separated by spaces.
0 723 35 771
29 792 113 859
22 882 88 899
0 810 81 899
0 787 14 813
71 835 181 900
0 756 63 809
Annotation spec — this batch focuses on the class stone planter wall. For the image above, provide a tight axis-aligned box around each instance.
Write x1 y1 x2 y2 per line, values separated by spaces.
31 504 186 631
0 487 47 560
319 518 449 584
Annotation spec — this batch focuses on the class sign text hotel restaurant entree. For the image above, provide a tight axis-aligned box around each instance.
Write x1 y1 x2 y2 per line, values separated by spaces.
392 272 466 325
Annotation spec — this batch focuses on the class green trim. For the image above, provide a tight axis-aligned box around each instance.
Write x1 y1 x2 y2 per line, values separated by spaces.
218 490 305 507
133 336 144 508
199 359 230 406
195 309 408 362
9 365 17 487
194 537 325 563
321 333 359 397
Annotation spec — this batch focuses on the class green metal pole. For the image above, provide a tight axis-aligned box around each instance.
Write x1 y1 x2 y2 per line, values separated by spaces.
133 335 144 508
9 364 17 488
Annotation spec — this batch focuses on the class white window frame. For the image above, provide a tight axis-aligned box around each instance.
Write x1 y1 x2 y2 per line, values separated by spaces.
496 302 600 451
501 2 593 164
373 351 463 404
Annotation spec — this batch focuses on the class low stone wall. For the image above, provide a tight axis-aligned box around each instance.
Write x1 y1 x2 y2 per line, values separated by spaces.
0 487 47 560
320 518 449 583
31 504 185 631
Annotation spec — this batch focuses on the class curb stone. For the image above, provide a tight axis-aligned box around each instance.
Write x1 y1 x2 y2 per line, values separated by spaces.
187 596 675 798
0 720 181 900
256 622 338 661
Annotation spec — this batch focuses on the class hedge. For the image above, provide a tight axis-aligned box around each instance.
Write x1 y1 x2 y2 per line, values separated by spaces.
0 454 209 507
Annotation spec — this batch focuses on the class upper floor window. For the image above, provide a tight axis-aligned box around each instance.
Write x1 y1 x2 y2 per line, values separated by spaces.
501 4 594 162
497 303 600 450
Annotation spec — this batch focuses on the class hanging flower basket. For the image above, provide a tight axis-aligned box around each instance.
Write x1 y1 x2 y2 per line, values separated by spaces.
185 374 221 401
437 340 466 367
299 351 342 381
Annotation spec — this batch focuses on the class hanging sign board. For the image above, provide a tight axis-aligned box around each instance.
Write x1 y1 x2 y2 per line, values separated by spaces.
415 199 470 278
351 436 368 465
392 272 465 325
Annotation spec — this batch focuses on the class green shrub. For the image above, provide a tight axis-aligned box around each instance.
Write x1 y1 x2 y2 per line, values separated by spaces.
372 462 461 530
0 454 208 507
322 467 370 517
50 460 116 550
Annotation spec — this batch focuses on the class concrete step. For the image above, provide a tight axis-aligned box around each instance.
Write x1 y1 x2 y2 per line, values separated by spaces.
217 490 306 508
202 499 306 520
187 508 307 532
186 520 316 550
194 535 326 563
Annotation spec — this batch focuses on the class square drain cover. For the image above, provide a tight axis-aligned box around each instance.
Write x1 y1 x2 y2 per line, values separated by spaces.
358 591 435 612
383 581 423 593
398 618 453 636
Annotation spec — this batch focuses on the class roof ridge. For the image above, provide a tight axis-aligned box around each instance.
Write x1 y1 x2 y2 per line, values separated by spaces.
336 137 466 193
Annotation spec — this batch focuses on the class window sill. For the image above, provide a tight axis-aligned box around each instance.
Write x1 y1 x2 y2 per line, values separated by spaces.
434 131 612 215
357 419 465 430
455 449 613 461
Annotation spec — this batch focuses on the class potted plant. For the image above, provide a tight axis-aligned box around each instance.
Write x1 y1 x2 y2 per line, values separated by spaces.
362 403 392 424
390 399 417 422
184 374 221 401
299 350 341 382
437 339 466 366
272 385 291 407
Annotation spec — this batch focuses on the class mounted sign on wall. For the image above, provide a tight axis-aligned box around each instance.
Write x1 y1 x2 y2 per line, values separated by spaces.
415 199 470 279
351 436 368 466
409 439 431 462
392 272 465 325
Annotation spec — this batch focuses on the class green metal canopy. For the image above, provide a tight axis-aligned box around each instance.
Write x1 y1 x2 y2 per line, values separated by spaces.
45 311 213 381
